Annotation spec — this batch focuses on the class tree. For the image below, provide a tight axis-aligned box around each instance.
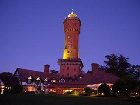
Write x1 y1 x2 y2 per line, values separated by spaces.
0 72 13 87
0 72 22 94
112 74 138 96
98 83 111 96
104 54 130 77
84 87 93 96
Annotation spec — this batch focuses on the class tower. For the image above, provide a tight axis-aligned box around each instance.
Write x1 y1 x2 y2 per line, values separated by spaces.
58 10 83 78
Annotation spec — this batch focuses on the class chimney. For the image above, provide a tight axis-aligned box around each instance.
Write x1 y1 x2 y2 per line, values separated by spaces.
91 63 99 74
44 64 50 76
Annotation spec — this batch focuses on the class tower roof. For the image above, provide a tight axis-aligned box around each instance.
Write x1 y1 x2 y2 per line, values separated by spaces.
67 9 77 18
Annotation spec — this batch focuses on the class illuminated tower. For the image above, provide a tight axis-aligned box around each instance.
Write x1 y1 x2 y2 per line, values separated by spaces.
58 10 83 78
63 11 80 59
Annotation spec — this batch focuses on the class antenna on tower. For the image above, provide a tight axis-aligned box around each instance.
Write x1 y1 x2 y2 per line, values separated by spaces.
71 8 74 14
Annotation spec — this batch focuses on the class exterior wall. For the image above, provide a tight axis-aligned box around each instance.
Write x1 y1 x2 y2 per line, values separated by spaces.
58 59 83 78
60 64 81 78
63 16 81 59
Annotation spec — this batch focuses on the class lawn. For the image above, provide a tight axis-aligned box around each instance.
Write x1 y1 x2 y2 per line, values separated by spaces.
0 94 139 105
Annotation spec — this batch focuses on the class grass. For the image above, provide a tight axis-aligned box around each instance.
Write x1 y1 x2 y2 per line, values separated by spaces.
0 94 139 105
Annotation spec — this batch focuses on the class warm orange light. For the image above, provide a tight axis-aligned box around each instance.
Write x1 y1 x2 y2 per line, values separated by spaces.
63 49 69 59
28 86 35 91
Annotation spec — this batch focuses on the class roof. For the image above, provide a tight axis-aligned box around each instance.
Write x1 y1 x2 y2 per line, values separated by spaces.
15 68 60 82
78 70 119 84
15 67 119 87
15 68 46 82
0 79 4 86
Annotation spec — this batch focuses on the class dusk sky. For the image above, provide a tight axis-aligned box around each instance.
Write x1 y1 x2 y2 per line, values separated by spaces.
0 0 140 73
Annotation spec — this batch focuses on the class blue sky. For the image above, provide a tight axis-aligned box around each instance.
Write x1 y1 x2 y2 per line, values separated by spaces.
0 0 140 73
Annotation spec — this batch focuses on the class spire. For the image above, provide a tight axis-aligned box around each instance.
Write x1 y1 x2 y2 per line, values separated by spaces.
71 8 74 14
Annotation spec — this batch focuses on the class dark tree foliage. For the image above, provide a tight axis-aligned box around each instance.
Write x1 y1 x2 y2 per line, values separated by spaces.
0 72 13 87
112 74 138 95
84 87 93 95
0 72 22 94
50 70 58 74
112 80 127 93
98 83 111 96
104 54 131 77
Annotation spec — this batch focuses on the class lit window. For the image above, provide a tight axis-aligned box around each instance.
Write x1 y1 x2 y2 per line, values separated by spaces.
51 78 56 83
36 77 40 81
52 80 56 83
43 78 48 85
28 76 32 80
27 76 32 84
79 76 82 79
44 78 48 81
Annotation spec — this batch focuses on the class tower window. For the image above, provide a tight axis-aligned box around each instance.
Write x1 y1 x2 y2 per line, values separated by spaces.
67 73 69 76
67 66 69 70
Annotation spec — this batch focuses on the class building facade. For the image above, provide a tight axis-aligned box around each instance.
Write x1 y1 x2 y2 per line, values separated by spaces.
14 11 119 94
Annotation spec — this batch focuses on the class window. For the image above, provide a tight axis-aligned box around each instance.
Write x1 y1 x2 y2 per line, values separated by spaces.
36 77 41 85
44 78 48 81
67 67 69 70
36 77 40 81
59 78 65 83
67 73 69 76
51 78 56 83
43 78 48 85
27 76 32 84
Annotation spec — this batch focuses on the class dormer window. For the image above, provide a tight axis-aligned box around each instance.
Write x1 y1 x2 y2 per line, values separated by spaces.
44 78 48 82
43 78 48 85
27 76 32 84
36 77 41 85
28 76 32 80
36 77 40 81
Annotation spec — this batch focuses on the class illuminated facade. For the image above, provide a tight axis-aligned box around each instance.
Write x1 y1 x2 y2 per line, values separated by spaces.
58 10 83 78
63 11 80 59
